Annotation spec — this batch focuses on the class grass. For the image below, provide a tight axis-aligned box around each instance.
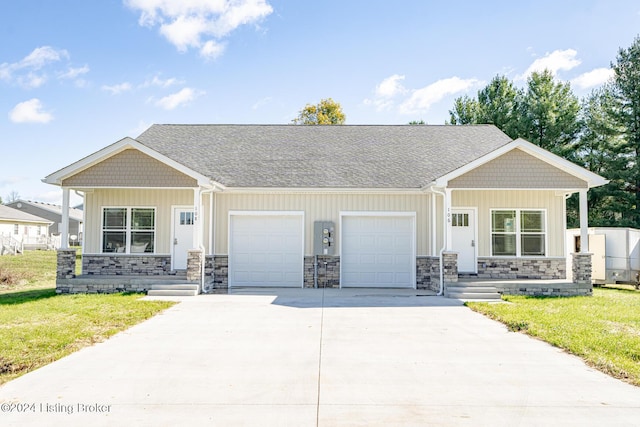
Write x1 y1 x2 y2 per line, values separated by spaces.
0 250 175 385
467 287 640 386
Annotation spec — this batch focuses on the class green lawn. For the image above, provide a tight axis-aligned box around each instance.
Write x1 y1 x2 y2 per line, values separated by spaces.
467 286 640 386
0 251 175 385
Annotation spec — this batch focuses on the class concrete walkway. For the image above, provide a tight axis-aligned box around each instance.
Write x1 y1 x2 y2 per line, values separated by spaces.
0 288 639 426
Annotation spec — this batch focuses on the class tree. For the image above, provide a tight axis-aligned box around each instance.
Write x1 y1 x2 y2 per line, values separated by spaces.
292 98 346 125
519 70 581 158
6 191 20 204
609 36 640 226
448 76 520 138
408 120 426 125
567 85 626 227
448 95 481 125
476 75 521 139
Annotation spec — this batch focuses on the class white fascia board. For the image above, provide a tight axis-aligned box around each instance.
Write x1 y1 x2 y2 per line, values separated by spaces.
43 137 222 189
432 138 608 189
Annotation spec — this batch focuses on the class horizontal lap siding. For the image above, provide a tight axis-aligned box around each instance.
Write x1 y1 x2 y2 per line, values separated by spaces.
452 190 565 257
84 189 194 254
214 193 431 256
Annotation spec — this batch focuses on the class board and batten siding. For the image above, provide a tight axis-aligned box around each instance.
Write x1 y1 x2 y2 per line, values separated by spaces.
83 189 194 254
452 190 565 257
213 193 433 256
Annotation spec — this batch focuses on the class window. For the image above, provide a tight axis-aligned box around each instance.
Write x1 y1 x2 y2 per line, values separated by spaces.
180 211 194 225
452 213 469 227
13 224 18 235
102 207 155 253
491 209 546 256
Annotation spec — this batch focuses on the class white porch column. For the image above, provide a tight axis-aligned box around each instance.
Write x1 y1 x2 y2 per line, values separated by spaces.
193 188 202 248
579 189 589 253
445 188 453 250
61 187 70 249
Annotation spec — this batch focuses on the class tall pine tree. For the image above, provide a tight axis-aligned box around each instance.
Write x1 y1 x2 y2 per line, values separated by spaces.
610 36 640 226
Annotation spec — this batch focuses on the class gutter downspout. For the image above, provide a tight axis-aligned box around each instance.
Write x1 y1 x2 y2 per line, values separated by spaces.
431 187 447 296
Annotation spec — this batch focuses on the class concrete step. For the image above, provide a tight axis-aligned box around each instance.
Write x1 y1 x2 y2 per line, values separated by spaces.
445 285 501 300
147 283 199 297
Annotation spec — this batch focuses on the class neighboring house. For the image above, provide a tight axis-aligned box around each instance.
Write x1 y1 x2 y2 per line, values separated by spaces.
0 204 52 254
6 200 84 246
44 124 606 295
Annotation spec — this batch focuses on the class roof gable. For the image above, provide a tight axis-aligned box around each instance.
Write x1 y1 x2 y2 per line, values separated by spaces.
449 148 588 189
44 137 212 188
62 148 198 188
436 138 607 189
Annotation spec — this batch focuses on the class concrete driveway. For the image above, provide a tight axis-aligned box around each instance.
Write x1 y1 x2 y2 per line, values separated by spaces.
1 288 639 426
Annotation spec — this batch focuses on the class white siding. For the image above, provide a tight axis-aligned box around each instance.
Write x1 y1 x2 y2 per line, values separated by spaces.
452 190 565 257
213 193 432 256
84 189 194 254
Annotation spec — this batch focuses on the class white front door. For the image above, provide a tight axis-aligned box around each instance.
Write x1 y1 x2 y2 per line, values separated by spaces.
451 208 477 273
172 207 195 270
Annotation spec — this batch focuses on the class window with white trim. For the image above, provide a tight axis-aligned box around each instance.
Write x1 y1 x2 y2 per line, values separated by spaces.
491 209 546 256
102 207 155 253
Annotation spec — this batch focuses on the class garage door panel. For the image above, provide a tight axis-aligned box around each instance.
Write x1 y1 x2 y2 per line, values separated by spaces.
342 215 415 288
230 215 303 287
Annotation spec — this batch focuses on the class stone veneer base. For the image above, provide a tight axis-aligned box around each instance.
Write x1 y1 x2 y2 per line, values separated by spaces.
82 254 172 276
62 254 586 297
475 257 566 280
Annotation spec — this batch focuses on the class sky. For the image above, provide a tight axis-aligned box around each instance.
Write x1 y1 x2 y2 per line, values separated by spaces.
1 0 639 206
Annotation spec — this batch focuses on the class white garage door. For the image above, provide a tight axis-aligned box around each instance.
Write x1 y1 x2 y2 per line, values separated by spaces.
229 214 304 287
341 215 415 288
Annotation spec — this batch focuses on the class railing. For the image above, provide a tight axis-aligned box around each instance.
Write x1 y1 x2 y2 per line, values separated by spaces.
0 234 80 253
0 233 23 255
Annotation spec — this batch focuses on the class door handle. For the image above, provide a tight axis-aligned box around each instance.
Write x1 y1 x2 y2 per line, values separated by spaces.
471 239 475 247
174 238 178 245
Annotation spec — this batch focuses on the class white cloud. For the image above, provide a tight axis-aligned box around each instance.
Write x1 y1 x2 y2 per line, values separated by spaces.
399 77 481 115
571 67 614 90
0 46 68 84
102 82 133 95
58 65 90 80
517 49 581 80
9 99 54 124
363 74 408 112
140 75 183 88
154 87 202 110
0 46 87 89
124 0 273 59
200 39 226 59
14 46 68 70
375 74 406 98
18 73 47 89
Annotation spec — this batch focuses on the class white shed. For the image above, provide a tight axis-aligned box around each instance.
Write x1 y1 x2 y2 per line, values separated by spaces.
566 227 640 286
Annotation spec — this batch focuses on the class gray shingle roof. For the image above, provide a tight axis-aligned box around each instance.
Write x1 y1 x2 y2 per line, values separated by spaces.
136 124 513 188
0 204 52 224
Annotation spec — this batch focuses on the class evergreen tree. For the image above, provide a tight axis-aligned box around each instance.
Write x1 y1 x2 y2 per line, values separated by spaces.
520 70 581 159
610 36 640 226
